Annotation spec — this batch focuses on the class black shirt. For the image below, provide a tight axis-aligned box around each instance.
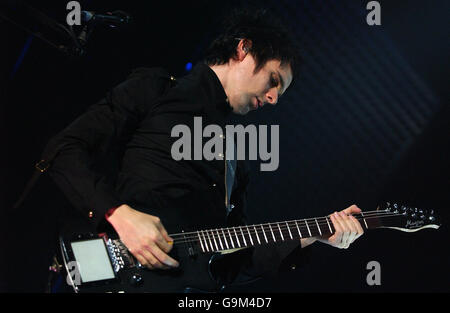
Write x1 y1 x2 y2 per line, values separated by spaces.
48 62 309 285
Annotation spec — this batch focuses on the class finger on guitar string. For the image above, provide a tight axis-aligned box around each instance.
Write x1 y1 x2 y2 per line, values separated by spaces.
155 220 174 246
337 211 352 248
329 211 354 249
340 205 364 245
154 227 174 254
328 212 344 247
343 204 362 215
348 214 364 241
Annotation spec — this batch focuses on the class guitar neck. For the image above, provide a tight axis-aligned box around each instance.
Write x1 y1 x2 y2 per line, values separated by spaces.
171 210 392 254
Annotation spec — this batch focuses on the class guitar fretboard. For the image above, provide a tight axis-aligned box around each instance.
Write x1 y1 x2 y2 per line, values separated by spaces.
173 212 385 254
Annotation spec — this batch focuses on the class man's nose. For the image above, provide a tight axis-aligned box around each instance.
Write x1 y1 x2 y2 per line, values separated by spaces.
265 88 279 105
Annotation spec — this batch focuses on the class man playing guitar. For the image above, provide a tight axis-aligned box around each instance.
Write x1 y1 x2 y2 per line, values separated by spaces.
48 9 364 290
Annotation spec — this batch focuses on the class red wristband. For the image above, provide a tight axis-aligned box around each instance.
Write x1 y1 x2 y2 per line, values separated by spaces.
105 206 120 218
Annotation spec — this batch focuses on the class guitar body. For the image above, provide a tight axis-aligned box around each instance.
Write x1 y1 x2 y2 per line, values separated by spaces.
59 204 246 293
73 248 221 293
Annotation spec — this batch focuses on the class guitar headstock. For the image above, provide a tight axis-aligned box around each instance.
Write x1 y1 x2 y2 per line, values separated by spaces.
376 202 441 232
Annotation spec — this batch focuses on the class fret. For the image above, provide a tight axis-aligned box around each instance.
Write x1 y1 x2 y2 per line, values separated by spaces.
261 225 268 243
221 229 229 249
239 226 247 246
254 225 261 244
201 231 210 252
325 216 333 233
286 221 293 240
277 223 284 241
305 220 312 237
295 220 302 238
315 218 322 236
216 229 224 250
268 223 276 242
211 230 219 251
246 226 254 246
360 212 369 229
197 231 205 253
227 228 235 248
205 230 214 251
233 227 241 248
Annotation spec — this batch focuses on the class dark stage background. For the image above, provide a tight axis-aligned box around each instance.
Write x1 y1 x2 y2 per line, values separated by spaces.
1 0 449 292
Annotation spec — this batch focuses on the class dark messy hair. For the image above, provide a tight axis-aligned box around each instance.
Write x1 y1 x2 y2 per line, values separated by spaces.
205 8 302 78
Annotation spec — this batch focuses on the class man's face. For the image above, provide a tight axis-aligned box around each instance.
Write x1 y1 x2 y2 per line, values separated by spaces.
227 56 293 115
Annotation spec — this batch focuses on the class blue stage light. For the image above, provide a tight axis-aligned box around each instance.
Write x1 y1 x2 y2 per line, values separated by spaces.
10 35 33 79
185 62 193 71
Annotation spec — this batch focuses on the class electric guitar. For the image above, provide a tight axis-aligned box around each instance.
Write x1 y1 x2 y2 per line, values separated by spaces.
59 202 440 293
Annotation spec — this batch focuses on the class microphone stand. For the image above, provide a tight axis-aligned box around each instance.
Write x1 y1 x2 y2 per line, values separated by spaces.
1 1 130 57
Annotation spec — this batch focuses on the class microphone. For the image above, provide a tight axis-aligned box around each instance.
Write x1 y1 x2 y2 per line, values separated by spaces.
70 10 132 55
80 10 132 26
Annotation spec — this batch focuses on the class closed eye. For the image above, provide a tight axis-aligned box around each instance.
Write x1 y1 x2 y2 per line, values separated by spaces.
270 75 279 88
270 72 284 99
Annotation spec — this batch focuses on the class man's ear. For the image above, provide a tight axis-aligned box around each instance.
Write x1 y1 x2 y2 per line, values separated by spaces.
235 38 252 61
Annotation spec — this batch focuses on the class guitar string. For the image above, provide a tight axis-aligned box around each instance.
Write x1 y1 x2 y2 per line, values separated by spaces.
169 213 405 250
171 212 402 242
168 210 402 239
167 209 394 239
168 211 403 243
170 214 406 252
168 212 405 247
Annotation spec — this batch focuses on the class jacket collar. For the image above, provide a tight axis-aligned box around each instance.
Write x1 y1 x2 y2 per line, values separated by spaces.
189 62 233 125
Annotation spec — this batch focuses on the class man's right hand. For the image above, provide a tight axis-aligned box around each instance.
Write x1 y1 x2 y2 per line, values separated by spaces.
105 204 179 270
